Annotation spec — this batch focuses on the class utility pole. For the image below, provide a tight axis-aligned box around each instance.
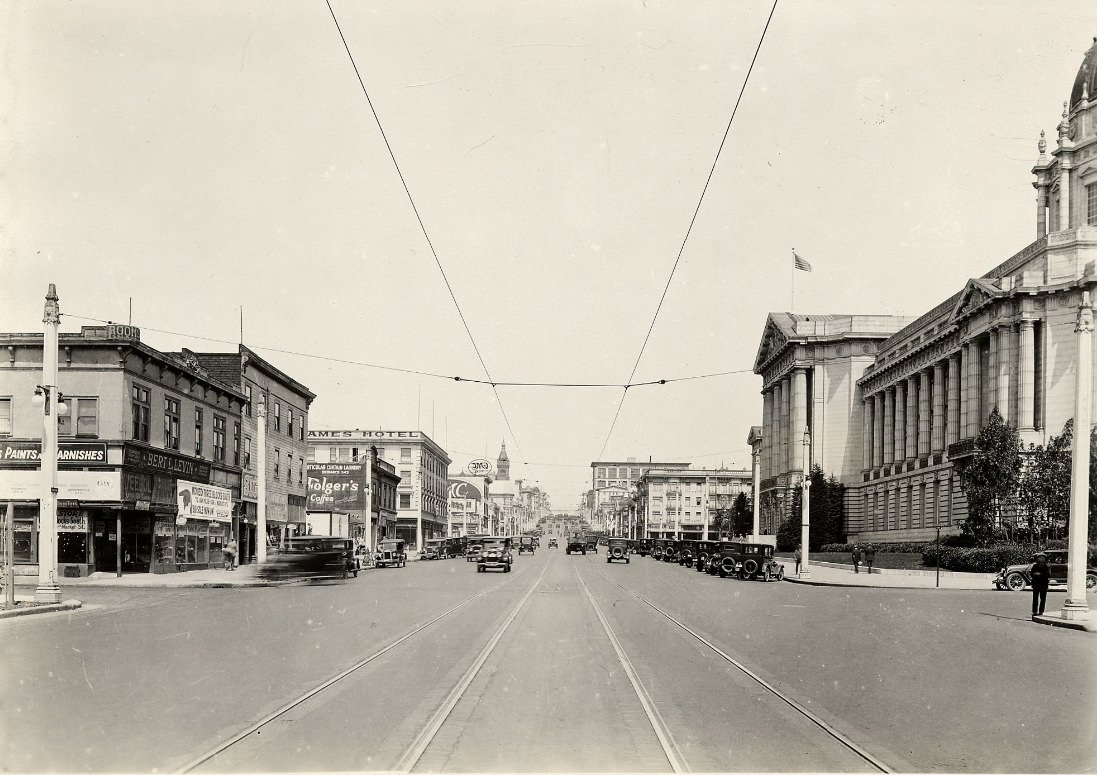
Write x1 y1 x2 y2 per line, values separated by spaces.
257 394 268 563
799 427 812 580
35 284 64 604
1061 290 1093 623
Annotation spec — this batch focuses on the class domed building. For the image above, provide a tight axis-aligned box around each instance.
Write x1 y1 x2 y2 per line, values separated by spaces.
754 37 1097 543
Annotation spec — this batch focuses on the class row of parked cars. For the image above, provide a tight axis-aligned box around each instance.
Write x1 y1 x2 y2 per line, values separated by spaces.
256 536 409 580
634 538 786 581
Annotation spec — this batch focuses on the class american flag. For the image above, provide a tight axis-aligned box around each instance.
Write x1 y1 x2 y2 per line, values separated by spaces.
793 251 812 272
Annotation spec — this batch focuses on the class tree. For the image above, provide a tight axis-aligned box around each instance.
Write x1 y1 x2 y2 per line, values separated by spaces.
731 492 753 536
960 408 1023 544
1019 419 1073 544
805 466 846 547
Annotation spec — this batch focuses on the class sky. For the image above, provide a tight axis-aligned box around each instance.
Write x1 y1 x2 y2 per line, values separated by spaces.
2 1 1093 512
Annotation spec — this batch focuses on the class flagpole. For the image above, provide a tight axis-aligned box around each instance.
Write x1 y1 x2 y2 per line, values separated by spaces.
790 249 795 312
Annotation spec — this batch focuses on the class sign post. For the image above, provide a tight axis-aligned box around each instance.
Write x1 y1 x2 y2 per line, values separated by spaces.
4 503 13 609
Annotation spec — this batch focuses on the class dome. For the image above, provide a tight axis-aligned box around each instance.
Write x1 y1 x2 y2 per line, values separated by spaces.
1069 37 1097 110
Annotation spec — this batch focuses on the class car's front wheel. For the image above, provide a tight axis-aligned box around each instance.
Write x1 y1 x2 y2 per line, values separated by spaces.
763 567 772 582
1086 572 1097 590
1005 571 1027 591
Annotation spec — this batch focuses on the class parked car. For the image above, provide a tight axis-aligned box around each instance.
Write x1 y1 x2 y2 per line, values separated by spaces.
636 539 651 557
716 542 783 580
606 538 630 564
676 540 696 567
422 539 444 560
566 535 587 555
661 539 679 563
651 538 668 560
710 541 745 576
993 550 1097 591
518 536 536 555
694 540 717 572
375 538 407 568
256 535 354 581
478 537 513 572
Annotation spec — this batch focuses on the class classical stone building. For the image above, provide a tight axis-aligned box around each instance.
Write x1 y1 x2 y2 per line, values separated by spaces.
755 38 1097 543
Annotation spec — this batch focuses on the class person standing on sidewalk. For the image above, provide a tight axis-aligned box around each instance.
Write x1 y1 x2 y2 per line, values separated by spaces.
1030 551 1051 618
794 545 802 575
864 545 876 573
224 537 238 571
851 544 862 573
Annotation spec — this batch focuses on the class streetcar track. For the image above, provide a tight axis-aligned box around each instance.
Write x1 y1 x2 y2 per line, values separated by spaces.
584 556 894 773
572 563 688 773
399 561 550 772
176 562 536 774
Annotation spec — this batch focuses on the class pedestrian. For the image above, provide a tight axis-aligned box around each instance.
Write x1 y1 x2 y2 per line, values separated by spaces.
224 537 238 571
864 545 876 573
851 544 862 573
1030 551 1051 618
794 545 802 575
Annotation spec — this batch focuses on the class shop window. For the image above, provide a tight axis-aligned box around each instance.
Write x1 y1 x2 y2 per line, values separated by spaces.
58 532 88 564
154 520 175 564
213 415 226 461
164 396 180 450
132 385 150 442
233 422 241 465
14 519 34 562
0 398 10 436
195 407 204 457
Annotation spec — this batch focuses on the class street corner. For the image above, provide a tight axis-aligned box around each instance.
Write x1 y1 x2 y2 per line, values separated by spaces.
1031 612 1097 633
0 598 83 620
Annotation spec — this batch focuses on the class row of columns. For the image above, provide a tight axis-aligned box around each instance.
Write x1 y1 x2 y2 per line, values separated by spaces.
862 322 1038 470
760 367 810 480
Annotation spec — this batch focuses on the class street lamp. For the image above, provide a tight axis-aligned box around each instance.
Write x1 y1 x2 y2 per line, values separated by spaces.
35 284 67 604
799 426 811 580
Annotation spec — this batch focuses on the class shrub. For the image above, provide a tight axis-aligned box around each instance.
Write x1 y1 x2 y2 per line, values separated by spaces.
942 534 977 548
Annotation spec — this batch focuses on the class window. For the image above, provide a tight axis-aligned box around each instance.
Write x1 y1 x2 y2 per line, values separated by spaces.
213 416 226 461
273 447 280 478
401 447 412 462
244 436 252 468
274 402 281 432
194 408 204 456
299 462 304 485
1088 183 1097 226
132 385 150 441
288 408 294 437
233 422 241 465
399 493 411 509
0 398 10 436
58 397 98 438
164 396 180 450
244 384 252 417
335 447 351 462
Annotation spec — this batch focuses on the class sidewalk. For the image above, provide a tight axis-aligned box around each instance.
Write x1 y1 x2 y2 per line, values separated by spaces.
774 556 997 590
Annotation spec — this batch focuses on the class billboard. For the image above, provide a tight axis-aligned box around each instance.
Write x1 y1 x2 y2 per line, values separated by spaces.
448 477 484 518
176 480 232 523
307 463 368 512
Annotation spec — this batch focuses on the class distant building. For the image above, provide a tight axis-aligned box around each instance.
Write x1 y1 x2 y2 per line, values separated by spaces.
636 467 752 540
307 429 450 549
0 325 246 576
589 458 691 532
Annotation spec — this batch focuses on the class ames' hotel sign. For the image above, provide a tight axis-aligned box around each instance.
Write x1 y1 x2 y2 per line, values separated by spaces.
308 430 423 440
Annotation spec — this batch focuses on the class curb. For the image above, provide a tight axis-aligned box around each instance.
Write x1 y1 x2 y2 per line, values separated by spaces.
1031 613 1097 633
781 576 990 590
0 599 83 619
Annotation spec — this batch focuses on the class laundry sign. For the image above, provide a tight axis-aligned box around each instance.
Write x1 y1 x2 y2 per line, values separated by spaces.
176 480 232 523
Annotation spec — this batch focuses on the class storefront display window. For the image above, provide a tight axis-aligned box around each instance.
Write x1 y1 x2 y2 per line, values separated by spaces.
209 523 224 561
58 532 88 564
155 520 175 564
14 519 34 562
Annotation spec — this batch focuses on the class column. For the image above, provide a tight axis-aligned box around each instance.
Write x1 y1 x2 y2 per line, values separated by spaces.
958 344 969 438
967 340 981 438
862 396 873 470
893 382 906 464
946 354 961 446
918 370 932 456
780 376 791 474
882 388 894 466
1036 185 1047 240
1018 320 1036 431
906 375 918 459
988 328 999 414
790 368 808 474
997 326 1011 423
931 362 946 452
1059 166 1070 231
873 393 884 469
762 389 774 478
771 382 783 476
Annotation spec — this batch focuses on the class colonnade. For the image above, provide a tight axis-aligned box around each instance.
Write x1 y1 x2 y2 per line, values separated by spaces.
760 366 810 480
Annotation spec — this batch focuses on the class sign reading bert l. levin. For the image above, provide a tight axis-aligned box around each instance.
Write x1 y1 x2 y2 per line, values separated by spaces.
176 480 232 523
306 463 367 512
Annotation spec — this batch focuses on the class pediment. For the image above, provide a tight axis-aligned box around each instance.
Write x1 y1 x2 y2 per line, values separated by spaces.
753 315 791 372
949 278 1001 324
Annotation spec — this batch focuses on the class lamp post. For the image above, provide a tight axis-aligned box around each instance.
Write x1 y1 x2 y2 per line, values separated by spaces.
1061 290 1093 623
799 427 811 580
34 284 67 604
256 394 267 563
751 445 761 539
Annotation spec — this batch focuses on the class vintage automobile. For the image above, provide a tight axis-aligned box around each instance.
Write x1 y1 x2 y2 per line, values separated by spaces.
709 541 745 576
375 538 407 568
693 540 718 572
993 549 1097 591
548 537 558 549
422 539 444 560
661 539 679 563
256 535 355 581
566 535 587 555
606 537 630 563
585 539 598 554
676 540 696 567
651 538 668 560
635 539 651 557
718 542 783 581
518 536 536 555
478 537 513 572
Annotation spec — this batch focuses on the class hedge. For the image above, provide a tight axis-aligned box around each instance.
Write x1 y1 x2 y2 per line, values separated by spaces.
817 541 1097 572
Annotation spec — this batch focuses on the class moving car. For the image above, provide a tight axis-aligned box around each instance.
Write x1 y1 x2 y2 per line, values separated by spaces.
566 535 587 555
375 538 407 568
585 539 598 554
518 536 536 555
606 538 629 563
256 535 355 581
993 549 1097 591
478 537 513 572
422 539 444 560
548 537 558 549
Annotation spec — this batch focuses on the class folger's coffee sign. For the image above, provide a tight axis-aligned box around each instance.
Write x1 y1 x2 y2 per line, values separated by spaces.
1 442 108 465
306 463 367 512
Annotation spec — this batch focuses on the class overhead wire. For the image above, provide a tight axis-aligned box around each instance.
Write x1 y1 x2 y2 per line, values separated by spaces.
595 0 780 462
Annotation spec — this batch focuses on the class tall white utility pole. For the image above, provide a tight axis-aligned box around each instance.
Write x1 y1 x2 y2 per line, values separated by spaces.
1062 290 1092 622
751 445 761 538
257 395 267 563
35 284 63 603
799 427 812 580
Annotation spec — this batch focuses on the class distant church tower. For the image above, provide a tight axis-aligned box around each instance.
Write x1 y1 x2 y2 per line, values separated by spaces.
496 441 510 481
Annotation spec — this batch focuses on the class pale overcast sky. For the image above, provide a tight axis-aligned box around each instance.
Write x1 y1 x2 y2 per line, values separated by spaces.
2 2 1092 509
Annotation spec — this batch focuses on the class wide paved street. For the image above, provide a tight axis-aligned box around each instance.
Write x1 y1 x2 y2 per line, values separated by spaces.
3 550 1095 773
